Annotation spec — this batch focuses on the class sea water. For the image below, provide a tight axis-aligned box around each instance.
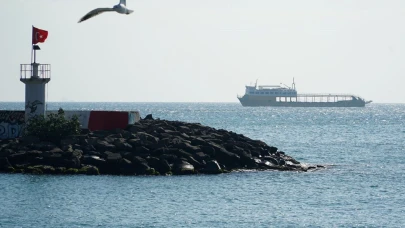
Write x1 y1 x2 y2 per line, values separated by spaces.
0 102 404 227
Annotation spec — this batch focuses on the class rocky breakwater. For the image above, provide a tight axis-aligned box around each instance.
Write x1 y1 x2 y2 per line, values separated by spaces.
0 115 321 175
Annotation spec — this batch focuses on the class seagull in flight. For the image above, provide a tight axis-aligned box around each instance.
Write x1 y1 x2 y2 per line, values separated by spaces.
78 0 134 23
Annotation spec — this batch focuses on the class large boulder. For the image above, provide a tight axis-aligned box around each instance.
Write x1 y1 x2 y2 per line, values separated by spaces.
131 156 152 175
172 160 194 175
147 157 171 175
95 140 116 152
200 160 222 174
82 155 106 167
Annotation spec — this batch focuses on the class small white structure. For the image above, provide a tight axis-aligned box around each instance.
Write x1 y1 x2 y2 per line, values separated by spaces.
20 46 51 121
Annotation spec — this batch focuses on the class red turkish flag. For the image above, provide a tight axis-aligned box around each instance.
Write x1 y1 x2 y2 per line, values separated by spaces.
32 26 48 44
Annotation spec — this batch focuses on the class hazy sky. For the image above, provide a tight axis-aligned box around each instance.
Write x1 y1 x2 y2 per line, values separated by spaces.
1 0 404 103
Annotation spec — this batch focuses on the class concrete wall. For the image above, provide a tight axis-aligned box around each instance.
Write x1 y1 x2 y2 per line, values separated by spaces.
0 110 141 139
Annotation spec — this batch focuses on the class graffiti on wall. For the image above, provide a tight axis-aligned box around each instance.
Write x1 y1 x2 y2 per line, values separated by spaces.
25 100 44 120
25 100 43 114
0 111 25 139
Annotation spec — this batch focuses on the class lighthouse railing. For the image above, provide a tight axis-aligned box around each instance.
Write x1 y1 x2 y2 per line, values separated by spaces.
20 64 51 80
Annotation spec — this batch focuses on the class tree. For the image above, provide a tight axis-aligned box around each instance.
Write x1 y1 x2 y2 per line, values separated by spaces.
25 108 81 144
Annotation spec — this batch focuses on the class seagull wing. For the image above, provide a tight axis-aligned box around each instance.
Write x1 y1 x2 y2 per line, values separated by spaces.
78 8 115 23
120 0 126 6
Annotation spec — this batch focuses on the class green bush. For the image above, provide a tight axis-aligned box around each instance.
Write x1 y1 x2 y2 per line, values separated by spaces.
25 108 81 144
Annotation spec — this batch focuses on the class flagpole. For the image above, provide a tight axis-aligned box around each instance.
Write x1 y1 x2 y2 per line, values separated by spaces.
31 25 33 64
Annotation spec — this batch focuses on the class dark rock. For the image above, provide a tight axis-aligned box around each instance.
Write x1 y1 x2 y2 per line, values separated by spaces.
108 134 123 139
0 149 15 157
99 151 123 174
260 148 271 157
151 147 167 157
263 156 280 166
121 130 132 139
136 132 159 144
32 142 58 151
19 135 40 144
193 152 210 163
135 146 150 156
238 152 258 169
201 146 215 156
280 154 300 164
0 157 13 172
172 160 194 175
160 154 178 164
60 138 79 148
177 142 201 154
81 144 96 153
147 157 171 175
184 155 202 169
156 127 166 134
190 137 207 147
131 156 151 175
37 165 56 174
71 149 83 159
104 151 122 163
144 114 154 120
170 149 193 160
90 130 112 138
49 147 63 153
269 146 278 154
82 155 106 167
128 125 147 134
119 158 136 175
25 166 43 174
72 144 82 150
84 137 98 147
61 144 73 152
79 165 99 175
201 160 222 174
63 156 81 169
95 140 116 152
127 138 142 147
54 167 67 174
86 151 102 157
8 151 38 165
115 141 133 151
208 142 240 169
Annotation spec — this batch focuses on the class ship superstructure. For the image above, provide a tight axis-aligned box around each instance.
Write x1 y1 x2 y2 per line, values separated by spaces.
237 79 371 107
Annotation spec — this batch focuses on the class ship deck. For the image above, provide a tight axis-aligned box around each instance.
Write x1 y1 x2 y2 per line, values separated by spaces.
277 93 364 103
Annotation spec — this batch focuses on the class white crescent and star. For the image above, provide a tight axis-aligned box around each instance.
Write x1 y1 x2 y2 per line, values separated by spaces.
78 0 134 23
35 32 43 40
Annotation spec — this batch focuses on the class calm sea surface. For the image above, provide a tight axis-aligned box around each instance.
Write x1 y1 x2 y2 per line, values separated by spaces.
0 102 404 227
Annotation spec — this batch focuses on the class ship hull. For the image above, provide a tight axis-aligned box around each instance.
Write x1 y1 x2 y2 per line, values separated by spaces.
238 95 367 107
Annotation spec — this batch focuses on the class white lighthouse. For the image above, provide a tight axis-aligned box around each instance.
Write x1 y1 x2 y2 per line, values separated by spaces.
20 44 51 121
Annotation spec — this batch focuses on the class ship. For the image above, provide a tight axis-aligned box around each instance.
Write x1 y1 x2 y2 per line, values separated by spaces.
237 79 372 107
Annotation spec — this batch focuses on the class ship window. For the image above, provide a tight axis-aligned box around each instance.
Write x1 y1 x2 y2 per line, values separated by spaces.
265 92 269 94
255 92 259 94
270 92 274 94
275 92 278 94
260 92 264 94
249 92 254 94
